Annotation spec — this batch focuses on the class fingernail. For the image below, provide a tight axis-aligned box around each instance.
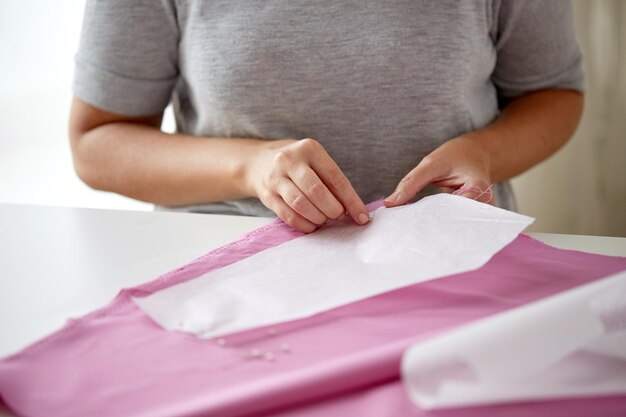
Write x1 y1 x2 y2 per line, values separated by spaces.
384 193 398 203
358 213 370 225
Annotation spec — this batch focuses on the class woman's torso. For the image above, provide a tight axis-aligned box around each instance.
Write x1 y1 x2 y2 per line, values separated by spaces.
165 0 516 215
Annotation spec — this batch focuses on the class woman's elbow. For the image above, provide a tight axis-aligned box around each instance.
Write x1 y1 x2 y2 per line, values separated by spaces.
69 129 109 192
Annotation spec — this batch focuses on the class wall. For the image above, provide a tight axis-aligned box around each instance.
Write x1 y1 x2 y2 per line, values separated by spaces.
513 0 626 236
0 1 152 211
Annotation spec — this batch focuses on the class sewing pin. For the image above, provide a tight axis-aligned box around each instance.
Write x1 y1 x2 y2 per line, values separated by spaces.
248 348 262 359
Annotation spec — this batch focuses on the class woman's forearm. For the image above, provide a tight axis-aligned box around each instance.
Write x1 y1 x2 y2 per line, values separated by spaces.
385 89 584 207
466 89 584 183
71 121 273 207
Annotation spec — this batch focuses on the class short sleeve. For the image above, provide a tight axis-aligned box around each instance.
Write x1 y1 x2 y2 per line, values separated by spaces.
491 0 584 103
73 0 179 116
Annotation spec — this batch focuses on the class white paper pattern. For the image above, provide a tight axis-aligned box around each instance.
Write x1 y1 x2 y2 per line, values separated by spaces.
402 270 626 409
133 194 533 339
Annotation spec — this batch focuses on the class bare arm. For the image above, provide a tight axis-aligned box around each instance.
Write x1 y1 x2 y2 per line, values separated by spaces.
69 98 369 232
385 89 584 205
70 97 263 205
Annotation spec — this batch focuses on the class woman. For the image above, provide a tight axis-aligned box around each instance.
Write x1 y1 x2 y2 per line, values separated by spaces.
69 0 584 232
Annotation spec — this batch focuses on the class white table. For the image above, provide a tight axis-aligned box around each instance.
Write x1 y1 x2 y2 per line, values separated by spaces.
0 204 624 416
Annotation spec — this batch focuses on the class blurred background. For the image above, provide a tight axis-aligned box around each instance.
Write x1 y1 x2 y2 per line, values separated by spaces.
0 1 624 236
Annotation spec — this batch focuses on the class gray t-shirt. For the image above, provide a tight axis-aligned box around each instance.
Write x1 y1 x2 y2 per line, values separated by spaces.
74 0 584 217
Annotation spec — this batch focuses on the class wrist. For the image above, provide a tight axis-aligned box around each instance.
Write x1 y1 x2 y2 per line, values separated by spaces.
457 130 496 182
239 139 296 198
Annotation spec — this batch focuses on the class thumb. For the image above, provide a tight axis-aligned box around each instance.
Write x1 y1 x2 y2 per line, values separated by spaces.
384 158 441 207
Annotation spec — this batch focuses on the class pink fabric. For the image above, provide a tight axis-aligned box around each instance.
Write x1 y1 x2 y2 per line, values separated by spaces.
1 214 625 417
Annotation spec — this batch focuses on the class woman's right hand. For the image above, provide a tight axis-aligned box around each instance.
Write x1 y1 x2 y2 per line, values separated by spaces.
245 138 370 233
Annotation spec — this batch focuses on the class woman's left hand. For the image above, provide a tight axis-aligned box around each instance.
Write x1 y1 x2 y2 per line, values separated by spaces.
384 135 494 207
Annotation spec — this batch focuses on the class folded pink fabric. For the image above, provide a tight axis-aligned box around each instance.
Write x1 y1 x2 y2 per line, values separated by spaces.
1 215 625 417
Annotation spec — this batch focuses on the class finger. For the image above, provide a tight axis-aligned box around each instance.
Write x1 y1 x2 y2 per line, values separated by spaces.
466 184 494 205
266 193 318 233
457 190 493 205
477 184 494 205
384 157 442 207
276 177 328 225
308 149 369 225
453 183 494 205
288 165 344 220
